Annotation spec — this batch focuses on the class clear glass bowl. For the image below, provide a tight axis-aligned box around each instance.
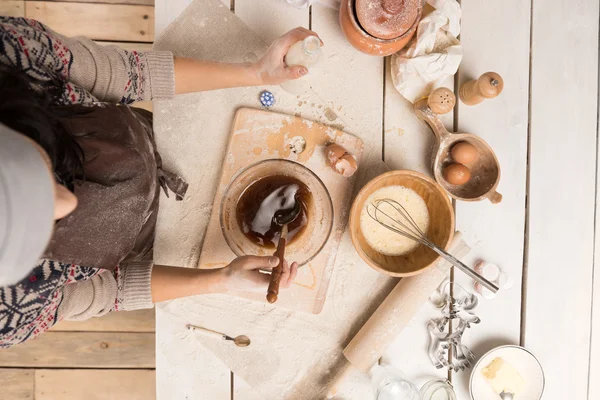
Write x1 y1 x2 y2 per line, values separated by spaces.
420 379 456 400
372 365 421 400
220 159 333 266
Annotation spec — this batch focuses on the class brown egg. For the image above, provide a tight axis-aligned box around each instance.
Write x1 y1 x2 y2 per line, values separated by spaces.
443 163 471 185
326 144 358 177
450 141 478 165
336 154 358 177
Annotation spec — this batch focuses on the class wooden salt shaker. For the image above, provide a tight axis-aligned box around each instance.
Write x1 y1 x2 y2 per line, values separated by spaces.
459 72 504 106
427 87 456 114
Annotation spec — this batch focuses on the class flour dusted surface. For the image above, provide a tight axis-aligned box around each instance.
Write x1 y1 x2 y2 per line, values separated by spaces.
360 186 429 256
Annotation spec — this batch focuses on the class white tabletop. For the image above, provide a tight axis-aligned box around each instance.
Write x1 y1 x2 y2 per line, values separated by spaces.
154 1 600 399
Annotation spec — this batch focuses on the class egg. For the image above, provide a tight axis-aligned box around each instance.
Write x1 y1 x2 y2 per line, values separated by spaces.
450 141 478 165
336 154 358 177
327 144 347 166
443 163 471 185
326 144 358 177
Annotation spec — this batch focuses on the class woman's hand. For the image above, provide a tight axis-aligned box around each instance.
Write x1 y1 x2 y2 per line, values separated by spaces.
173 27 322 93
253 27 323 86
220 255 299 293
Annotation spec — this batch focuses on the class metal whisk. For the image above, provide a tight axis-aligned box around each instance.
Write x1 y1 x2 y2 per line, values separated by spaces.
367 199 499 293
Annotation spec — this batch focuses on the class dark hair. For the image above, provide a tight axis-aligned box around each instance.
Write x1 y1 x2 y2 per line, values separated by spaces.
0 65 84 190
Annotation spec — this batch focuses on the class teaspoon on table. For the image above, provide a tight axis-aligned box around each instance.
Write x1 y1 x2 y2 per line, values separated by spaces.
499 391 514 400
187 324 251 347
266 200 301 304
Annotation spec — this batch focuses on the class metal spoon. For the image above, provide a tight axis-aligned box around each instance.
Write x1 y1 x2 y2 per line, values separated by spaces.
267 199 301 303
273 199 301 226
187 324 251 347
499 391 514 400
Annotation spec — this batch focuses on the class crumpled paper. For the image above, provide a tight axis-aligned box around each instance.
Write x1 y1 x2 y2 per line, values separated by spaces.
391 0 463 103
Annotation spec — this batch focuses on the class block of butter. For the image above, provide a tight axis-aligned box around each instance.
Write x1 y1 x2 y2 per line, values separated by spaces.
481 357 525 395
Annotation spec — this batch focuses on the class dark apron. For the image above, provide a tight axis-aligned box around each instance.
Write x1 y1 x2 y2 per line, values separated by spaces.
43 104 187 270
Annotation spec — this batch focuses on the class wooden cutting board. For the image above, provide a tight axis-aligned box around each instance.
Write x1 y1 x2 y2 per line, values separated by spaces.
198 108 364 314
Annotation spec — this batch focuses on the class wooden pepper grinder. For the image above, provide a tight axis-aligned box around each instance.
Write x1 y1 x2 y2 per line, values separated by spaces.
459 72 504 106
427 87 456 114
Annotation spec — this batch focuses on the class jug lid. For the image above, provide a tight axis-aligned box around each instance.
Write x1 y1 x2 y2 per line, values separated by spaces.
355 0 421 40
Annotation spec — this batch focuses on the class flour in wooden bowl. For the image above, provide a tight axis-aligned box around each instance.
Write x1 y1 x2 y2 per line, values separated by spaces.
359 186 430 256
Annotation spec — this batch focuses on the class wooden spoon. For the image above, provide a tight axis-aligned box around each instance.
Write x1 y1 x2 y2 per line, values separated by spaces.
413 98 502 203
266 201 301 303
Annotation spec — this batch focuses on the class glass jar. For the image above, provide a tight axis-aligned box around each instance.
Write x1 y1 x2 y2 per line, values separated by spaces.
372 365 421 400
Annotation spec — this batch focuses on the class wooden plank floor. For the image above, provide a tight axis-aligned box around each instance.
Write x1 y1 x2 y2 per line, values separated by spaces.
0 1 156 399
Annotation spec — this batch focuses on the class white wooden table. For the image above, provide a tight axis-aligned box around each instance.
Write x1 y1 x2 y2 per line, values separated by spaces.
154 1 600 399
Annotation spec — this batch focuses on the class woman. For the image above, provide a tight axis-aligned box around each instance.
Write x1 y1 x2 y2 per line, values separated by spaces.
0 17 321 347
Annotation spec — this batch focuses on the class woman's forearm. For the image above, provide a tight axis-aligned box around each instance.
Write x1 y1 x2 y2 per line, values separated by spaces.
172 28 322 95
149 256 297 303
174 57 261 94
150 265 225 303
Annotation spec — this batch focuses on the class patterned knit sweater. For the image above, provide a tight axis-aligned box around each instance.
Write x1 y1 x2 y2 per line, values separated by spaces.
0 17 175 347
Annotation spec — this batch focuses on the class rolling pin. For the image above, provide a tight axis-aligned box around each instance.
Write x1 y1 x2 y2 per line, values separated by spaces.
326 233 470 398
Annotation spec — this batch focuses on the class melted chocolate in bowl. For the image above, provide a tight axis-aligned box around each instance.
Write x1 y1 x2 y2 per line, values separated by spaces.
236 175 312 248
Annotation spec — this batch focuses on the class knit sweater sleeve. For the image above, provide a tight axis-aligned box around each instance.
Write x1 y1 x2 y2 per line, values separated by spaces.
0 17 174 103
57 261 154 321
60 36 175 103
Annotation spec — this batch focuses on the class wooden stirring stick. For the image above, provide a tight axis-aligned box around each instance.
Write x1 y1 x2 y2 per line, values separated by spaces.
266 199 300 303
267 224 288 303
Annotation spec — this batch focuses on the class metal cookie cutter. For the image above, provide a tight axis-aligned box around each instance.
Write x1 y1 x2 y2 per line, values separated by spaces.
427 279 480 371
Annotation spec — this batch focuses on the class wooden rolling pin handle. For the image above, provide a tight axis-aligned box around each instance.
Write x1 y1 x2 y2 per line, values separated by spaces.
459 72 504 106
325 361 356 399
266 236 286 303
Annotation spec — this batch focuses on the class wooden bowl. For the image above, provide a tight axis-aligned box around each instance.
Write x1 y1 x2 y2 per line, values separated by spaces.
339 0 421 56
349 170 454 277
414 99 502 203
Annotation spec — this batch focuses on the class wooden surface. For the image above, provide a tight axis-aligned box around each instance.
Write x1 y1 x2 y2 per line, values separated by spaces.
0 332 155 368
151 0 600 399
43 0 154 4
35 369 156 400
452 0 530 398
0 369 35 400
199 108 364 313
0 0 25 16
26 1 154 42
525 1 599 400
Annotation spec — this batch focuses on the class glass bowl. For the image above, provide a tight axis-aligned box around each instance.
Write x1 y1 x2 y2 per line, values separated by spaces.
220 159 333 266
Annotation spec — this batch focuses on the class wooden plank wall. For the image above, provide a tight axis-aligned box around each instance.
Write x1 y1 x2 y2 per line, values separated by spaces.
0 1 157 399
0 310 156 399
451 0 531 397
525 0 600 399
